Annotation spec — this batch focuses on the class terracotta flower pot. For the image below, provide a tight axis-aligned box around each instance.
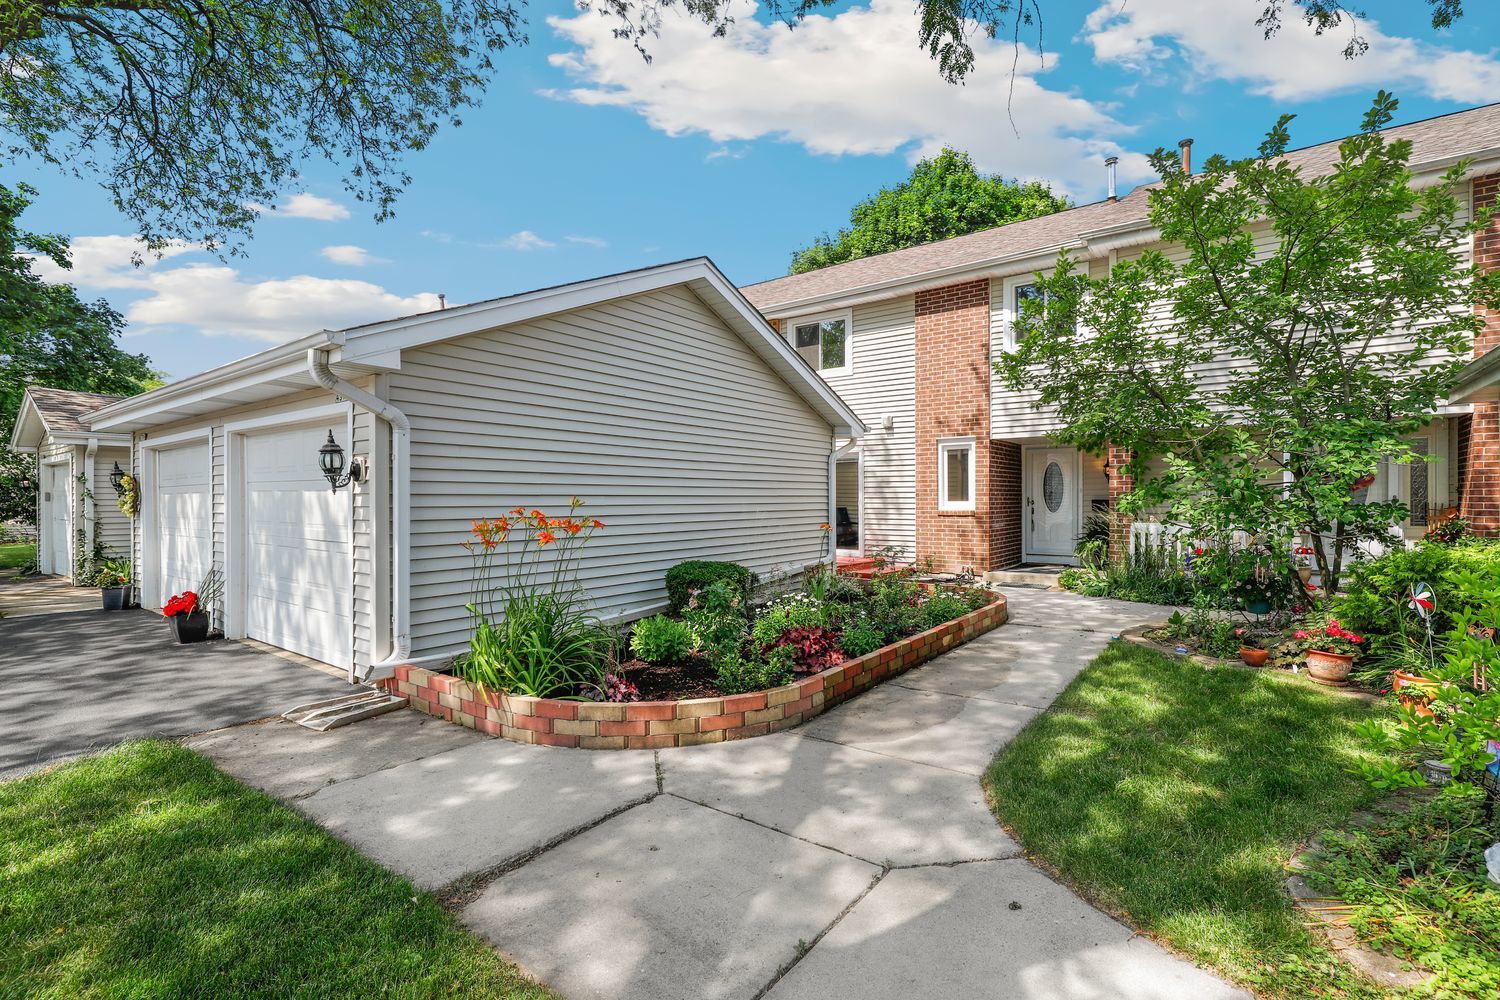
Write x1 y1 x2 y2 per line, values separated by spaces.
1392 669 1435 717
1305 648 1354 686
1239 647 1269 667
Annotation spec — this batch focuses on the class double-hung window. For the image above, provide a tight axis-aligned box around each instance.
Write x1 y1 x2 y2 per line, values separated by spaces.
937 438 976 512
790 312 851 375
1005 279 1051 351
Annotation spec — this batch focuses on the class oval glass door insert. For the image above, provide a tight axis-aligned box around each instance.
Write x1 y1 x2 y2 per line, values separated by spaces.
1042 461 1065 513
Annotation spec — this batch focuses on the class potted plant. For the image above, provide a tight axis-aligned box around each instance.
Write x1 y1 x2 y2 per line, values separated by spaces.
1293 546 1315 586
1391 669 1437 717
1236 629 1269 667
163 567 223 644
1294 620 1364 686
92 559 131 611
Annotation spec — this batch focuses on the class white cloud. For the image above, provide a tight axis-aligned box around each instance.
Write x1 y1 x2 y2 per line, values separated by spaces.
545 0 1152 197
321 244 388 266
32 235 439 342
706 145 747 162
1082 0 1500 103
246 192 351 221
565 234 608 248
501 230 557 251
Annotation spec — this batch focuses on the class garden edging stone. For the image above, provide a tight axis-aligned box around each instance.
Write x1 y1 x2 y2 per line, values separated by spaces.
383 593 1009 749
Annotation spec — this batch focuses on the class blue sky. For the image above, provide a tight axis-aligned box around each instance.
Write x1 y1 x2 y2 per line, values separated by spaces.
14 0 1500 381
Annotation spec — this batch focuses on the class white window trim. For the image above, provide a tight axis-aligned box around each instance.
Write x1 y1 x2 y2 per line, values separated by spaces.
1000 273 1050 353
786 308 853 377
937 436 976 513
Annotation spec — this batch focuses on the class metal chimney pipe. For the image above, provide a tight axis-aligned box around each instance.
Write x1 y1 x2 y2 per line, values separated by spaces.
1105 156 1119 202
438 294 447 310
1178 138 1193 175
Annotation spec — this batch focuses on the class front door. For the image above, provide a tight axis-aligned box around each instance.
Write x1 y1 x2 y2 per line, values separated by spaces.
1023 447 1080 564
45 461 70 576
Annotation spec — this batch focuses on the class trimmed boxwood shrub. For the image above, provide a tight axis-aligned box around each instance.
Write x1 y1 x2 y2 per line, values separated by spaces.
665 560 758 614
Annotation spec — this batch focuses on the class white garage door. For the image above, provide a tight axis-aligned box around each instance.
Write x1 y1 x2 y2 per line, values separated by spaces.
244 424 352 668
155 442 210 608
44 461 71 577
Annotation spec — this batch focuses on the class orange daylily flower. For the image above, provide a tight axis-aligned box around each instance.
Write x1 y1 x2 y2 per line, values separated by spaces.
536 530 556 546
820 522 832 532
591 519 605 529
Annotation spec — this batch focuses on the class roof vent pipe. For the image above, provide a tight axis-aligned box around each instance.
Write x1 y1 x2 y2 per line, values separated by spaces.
1105 155 1119 202
1178 138 1193 175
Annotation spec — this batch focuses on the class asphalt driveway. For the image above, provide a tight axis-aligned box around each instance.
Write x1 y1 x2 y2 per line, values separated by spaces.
0 608 352 780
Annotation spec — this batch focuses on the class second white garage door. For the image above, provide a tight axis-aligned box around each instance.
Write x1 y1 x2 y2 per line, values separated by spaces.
243 424 352 668
155 441 210 608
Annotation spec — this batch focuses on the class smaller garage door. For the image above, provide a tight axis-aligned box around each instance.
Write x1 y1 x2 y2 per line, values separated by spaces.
155 441 210 608
244 425 352 668
44 461 71 577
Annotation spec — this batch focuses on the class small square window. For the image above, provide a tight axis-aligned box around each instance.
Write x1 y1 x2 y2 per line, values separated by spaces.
937 439 975 512
790 315 850 373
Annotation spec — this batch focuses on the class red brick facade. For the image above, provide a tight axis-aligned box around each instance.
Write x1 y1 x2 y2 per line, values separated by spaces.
913 279 1022 571
1106 444 1135 560
1461 174 1500 535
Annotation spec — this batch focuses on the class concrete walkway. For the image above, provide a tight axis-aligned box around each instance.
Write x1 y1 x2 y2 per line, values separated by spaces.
189 587 1245 1000
0 574 99 618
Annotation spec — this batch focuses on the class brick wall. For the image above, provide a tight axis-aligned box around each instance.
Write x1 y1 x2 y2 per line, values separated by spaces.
914 279 1020 571
1462 174 1500 535
1106 444 1135 560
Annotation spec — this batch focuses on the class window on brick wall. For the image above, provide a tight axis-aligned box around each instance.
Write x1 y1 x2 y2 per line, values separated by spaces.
788 311 852 375
938 438 976 512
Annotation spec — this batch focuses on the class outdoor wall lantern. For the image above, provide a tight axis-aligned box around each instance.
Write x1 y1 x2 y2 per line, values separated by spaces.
317 430 365 493
109 461 128 497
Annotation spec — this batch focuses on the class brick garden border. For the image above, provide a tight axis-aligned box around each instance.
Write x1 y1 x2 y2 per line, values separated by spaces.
383 592 1008 749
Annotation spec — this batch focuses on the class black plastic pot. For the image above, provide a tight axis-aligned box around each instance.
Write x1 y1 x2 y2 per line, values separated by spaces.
168 611 211 644
101 587 127 611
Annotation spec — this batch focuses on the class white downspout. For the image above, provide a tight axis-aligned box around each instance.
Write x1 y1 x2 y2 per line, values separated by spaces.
83 437 99 579
827 439 838 568
307 348 411 683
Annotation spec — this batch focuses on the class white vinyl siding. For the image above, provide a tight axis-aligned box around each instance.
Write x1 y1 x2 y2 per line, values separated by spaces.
990 188 1473 437
810 295 918 558
91 446 133 563
388 284 835 661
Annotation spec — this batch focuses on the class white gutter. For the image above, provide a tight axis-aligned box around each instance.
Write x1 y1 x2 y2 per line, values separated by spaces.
83 437 98 578
307 348 411 683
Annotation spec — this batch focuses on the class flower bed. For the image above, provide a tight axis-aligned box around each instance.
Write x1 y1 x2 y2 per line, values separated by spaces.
385 592 1008 749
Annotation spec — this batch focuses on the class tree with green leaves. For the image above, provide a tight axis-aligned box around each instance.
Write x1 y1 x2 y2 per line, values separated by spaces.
0 181 159 525
788 148 1068 275
994 93 1499 599
1 2 1469 254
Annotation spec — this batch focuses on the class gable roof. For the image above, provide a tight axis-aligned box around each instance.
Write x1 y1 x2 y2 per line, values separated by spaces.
8 386 127 451
87 258 866 438
742 102 1500 315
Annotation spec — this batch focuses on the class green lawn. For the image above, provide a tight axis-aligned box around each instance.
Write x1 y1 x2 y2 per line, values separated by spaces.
0 741 559 999
0 541 35 572
985 641 1394 999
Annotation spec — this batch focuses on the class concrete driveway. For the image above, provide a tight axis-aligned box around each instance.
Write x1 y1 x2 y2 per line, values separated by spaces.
0 608 351 780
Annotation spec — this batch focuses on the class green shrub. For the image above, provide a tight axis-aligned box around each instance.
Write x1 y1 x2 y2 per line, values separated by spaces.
629 614 694 664
714 645 796 695
665 560 758 614
1330 538 1500 667
919 593 972 630
839 618 884 658
862 575 924 642
684 581 749 658
751 593 828 648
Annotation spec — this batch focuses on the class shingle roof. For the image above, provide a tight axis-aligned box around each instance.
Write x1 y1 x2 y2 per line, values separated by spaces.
25 386 125 434
742 102 1500 313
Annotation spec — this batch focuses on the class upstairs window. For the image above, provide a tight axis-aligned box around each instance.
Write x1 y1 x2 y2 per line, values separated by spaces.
790 313 851 375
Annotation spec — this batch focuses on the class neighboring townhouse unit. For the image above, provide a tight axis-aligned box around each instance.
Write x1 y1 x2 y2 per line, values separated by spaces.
73 258 863 680
9 386 132 579
741 104 1500 574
